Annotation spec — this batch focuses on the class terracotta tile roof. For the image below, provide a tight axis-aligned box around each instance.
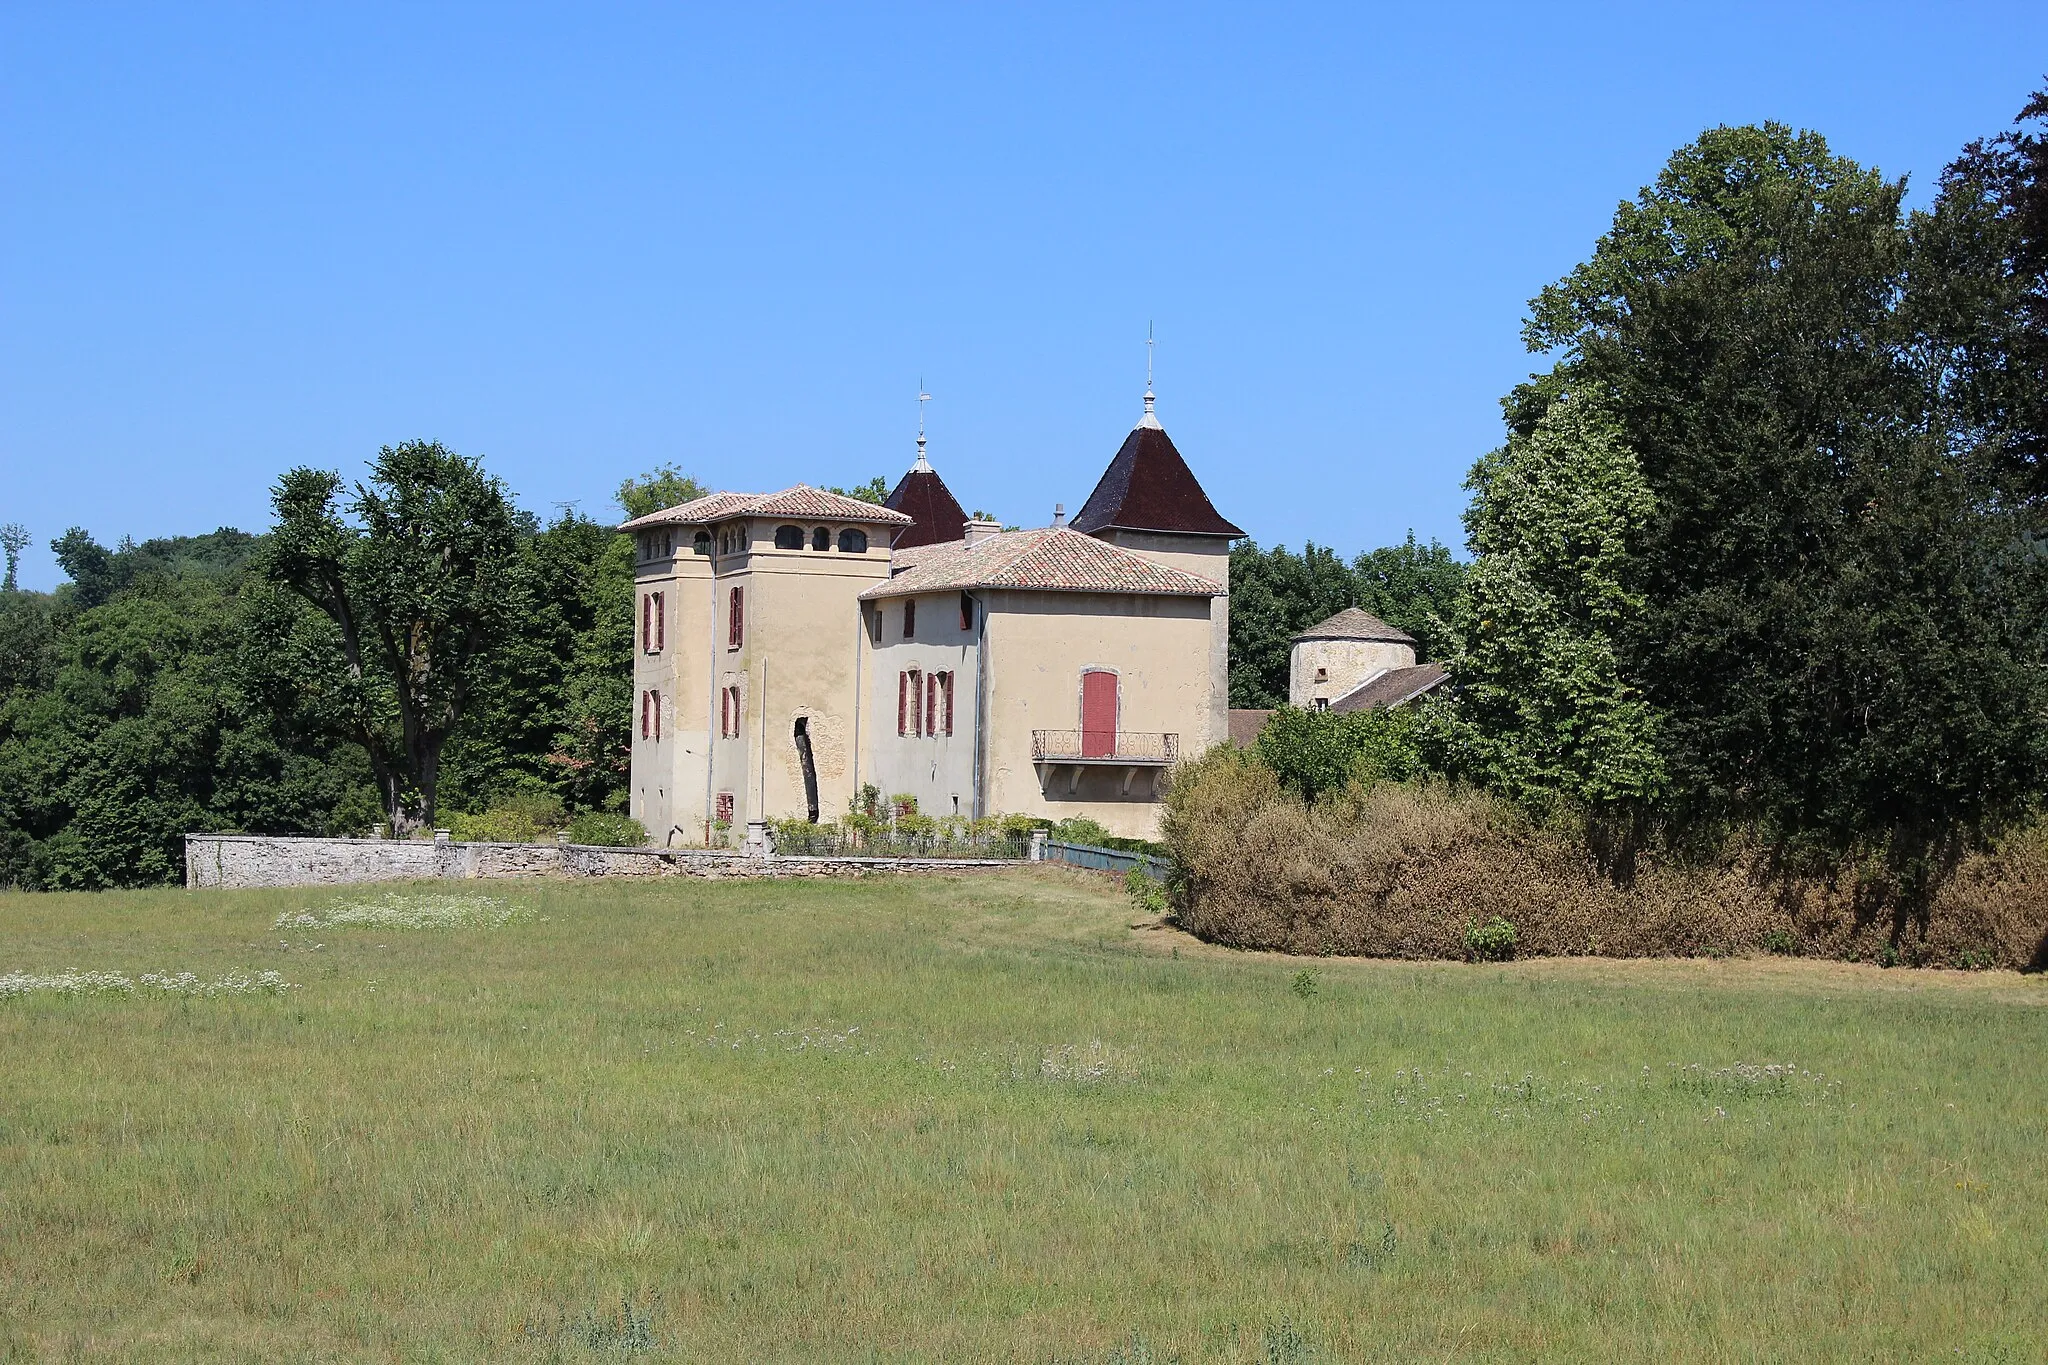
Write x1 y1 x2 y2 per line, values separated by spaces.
1070 421 1244 538
859 527 1224 599
1291 607 1415 645
884 467 969 549
619 485 914 531
1329 662 1448 712
1229 709 1275 747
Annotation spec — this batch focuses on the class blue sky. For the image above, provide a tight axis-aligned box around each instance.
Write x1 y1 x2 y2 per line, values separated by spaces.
3 3 2043 590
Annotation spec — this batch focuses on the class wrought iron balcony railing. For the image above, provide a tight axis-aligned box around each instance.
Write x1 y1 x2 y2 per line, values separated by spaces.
1031 730 1179 764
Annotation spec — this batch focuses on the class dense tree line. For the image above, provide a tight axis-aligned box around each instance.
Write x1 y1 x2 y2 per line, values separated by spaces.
0 461 659 888
1447 92 2048 877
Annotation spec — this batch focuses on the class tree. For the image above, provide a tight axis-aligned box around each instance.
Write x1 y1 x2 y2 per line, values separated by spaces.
0 523 27 592
1447 390 1666 808
262 441 523 831
617 464 706 520
1351 533 1467 663
827 475 888 504
1515 121 2048 864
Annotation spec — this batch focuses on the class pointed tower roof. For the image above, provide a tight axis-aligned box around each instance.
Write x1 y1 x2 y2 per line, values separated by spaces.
883 445 970 550
1069 397 1244 538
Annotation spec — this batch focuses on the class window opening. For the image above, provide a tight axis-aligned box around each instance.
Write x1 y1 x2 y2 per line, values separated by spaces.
868 606 882 644
838 528 867 553
794 717 820 822
715 791 734 824
693 531 711 556
774 525 804 550
903 600 915 638
811 527 830 551
959 593 974 631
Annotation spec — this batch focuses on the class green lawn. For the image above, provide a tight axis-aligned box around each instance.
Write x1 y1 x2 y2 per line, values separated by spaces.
2 871 2043 1362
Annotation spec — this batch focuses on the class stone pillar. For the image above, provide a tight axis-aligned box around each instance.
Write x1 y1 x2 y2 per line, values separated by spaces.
1028 829 1047 862
433 828 454 878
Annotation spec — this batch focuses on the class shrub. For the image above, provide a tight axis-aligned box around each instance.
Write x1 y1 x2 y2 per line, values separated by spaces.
1464 916 1518 962
1290 968 1319 998
1051 816 1114 847
1124 867 1169 917
445 792 568 844
1256 704 1425 803
1761 927 1798 956
565 811 645 847
1161 746 2048 969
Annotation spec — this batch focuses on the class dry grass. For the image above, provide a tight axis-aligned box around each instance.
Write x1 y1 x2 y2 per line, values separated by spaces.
2 869 2045 1361
1165 751 2048 969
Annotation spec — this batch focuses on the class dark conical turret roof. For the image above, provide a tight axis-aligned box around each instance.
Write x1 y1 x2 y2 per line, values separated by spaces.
1069 412 1243 538
883 463 969 550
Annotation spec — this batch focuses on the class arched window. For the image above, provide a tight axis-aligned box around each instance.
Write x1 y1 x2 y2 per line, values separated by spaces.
811 526 830 551
774 525 804 550
692 531 711 556
838 528 867 554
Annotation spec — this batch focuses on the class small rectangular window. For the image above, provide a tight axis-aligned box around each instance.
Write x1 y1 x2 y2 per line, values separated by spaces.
903 599 915 638
959 593 973 632
869 607 882 645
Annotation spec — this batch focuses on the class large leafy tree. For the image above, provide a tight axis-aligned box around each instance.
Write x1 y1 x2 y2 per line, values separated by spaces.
1449 390 1666 808
262 441 523 831
1509 121 2048 864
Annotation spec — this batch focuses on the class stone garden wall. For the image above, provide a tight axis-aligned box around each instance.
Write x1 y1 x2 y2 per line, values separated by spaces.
184 832 1023 890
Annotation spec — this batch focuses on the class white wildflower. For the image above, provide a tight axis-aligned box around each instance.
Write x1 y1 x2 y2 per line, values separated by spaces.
276 892 530 931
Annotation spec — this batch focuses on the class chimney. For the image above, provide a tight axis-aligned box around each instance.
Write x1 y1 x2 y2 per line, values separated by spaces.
963 517 1002 546
1051 502 1066 529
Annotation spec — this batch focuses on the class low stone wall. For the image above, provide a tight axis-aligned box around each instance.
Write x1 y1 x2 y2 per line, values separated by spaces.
184 833 1024 890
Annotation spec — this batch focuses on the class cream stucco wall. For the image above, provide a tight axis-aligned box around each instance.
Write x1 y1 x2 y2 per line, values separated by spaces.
630 538 718 843
1288 637 1416 709
979 589 1218 839
862 593 982 819
1089 528 1232 753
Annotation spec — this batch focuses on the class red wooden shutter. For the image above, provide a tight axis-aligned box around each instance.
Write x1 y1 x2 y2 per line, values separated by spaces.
909 669 922 736
897 672 907 735
641 594 650 651
941 672 954 735
640 690 650 739
925 673 937 737
652 690 661 740
654 592 665 650
1081 670 1117 758
728 587 743 648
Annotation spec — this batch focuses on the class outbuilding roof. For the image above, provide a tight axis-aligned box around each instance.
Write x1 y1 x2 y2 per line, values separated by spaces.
618 485 914 531
1291 607 1415 645
859 526 1223 600
1329 662 1448 712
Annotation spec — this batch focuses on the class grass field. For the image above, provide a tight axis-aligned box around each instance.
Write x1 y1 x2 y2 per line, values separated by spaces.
2 870 2044 1362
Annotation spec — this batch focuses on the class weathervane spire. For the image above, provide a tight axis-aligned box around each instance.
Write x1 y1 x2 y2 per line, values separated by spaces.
913 380 933 472
1138 323 1161 429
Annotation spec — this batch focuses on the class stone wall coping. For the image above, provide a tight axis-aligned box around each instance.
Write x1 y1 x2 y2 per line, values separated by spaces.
185 833 1019 866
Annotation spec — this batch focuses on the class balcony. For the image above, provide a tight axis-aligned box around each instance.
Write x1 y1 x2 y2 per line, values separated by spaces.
1031 730 1179 797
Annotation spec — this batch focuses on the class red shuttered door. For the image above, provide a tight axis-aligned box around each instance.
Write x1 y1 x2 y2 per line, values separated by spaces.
1080 670 1117 758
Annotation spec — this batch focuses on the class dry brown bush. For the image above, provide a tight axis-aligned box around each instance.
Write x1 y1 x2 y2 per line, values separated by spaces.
1162 748 2048 970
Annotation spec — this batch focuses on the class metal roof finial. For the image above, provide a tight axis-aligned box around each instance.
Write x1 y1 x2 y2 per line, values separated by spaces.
913 380 933 472
1139 323 1161 429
